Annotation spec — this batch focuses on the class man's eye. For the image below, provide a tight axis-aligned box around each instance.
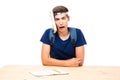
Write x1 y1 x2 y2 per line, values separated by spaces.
55 19 59 21
62 17 65 19
62 17 66 20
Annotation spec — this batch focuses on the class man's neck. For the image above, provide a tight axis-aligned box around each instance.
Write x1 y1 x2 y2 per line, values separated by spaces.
58 29 70 40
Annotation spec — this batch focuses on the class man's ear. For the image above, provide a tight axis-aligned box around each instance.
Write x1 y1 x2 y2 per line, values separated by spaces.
67 16 70 21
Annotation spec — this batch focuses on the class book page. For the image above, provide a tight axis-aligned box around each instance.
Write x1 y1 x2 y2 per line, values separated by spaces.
29 69 69 76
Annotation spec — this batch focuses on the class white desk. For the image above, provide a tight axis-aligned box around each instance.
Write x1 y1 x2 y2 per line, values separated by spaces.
0 65 120 80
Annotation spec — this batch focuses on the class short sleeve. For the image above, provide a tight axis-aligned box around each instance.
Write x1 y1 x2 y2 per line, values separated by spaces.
75 29 87 47
40 28 51 45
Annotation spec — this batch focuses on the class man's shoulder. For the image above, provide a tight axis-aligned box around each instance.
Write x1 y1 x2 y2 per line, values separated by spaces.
69 27 80 30
45 28 52 31
69 27 81 32
44 28 53 34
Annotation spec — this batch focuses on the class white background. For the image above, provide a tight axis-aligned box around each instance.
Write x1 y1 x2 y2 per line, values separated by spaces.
0 0 120 67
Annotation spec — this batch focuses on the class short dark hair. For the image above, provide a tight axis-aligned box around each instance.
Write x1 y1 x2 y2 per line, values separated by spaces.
52 5 69 16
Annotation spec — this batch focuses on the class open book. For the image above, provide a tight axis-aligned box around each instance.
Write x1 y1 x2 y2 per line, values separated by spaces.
30 69 69 76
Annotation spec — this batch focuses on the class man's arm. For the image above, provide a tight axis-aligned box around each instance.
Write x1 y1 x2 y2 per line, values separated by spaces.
41 43 81 67
75 46 85 66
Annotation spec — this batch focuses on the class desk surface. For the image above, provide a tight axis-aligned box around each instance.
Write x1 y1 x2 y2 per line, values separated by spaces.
0 65 120 80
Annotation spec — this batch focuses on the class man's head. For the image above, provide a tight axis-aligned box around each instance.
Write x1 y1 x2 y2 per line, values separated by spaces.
52 5 70 32
52 5 69 17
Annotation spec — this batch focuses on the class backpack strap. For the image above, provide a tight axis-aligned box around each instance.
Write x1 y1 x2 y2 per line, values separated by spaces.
69 27 77 47
49 29 55 46
49 27 77 47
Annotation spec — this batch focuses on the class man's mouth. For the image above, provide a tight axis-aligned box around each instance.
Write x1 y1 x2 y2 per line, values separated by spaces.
59 26 65 29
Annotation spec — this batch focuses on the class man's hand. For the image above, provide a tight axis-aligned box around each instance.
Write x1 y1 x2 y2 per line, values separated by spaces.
65 58 81 67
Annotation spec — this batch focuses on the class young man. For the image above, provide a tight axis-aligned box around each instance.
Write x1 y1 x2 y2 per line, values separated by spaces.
40 5 87 67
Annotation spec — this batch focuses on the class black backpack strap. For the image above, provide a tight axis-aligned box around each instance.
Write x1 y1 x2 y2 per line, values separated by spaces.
69 27 77 47
49 29 55 46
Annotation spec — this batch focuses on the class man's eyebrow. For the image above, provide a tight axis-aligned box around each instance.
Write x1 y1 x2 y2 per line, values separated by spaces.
55 16 65 20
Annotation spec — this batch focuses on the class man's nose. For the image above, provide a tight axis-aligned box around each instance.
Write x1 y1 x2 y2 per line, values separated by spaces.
59 19 63 25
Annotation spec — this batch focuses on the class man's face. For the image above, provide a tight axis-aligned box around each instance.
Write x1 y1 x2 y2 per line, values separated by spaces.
54 13 70 32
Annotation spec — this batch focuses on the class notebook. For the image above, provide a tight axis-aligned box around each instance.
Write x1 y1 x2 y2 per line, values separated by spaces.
29 69 69 76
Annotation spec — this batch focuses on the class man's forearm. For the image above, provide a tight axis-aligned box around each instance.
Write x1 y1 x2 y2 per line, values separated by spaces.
42 57 81 67
42 58 68 67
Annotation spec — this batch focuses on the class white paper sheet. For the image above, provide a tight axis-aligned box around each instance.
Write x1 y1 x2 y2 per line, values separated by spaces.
30 69 69 76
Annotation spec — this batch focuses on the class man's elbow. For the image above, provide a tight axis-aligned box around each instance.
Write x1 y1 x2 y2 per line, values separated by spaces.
42 63 48 66
79 61 84 66
42 60 48 66
79 64 83 66
41 59 51 66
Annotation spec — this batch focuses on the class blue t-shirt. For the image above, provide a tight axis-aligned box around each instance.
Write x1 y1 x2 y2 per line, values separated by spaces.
40 27 87 60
